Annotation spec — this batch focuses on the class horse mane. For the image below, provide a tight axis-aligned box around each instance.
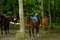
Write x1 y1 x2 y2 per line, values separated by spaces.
25 16 33 25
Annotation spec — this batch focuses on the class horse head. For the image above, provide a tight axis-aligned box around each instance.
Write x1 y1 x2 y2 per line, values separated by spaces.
10 15 19 23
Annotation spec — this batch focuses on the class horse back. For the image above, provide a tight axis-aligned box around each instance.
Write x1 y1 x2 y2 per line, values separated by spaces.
42 17 48 26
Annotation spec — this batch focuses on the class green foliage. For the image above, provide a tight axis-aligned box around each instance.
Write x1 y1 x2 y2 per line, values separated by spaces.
0 0 60 23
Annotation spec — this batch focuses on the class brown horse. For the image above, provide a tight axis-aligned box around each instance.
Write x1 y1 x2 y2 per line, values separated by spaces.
25 16 40 38
42 16 48 33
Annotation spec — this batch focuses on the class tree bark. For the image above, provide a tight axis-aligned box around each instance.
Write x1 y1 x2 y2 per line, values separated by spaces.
36 0 40 18
26 0 29 16
48 0 53 29
0 0 3 14
53 0 56 21
13 0 16 16
41 0 44 18
19 0 25 40
57 7 59 24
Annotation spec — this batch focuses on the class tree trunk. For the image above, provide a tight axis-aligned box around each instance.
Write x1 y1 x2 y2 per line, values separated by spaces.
0 0 3 14
57 7 59 24
13 0 16 16
19 0 25 40
26 0 29 16
53 0 56 22
41 0 44 18
1 4 3 14
48 0 53 29
36 0 40 18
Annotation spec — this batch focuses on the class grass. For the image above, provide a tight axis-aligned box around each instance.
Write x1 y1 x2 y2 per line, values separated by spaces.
9 24 20 30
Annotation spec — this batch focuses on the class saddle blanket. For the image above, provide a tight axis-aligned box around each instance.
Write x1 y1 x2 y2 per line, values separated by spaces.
31 16 38 22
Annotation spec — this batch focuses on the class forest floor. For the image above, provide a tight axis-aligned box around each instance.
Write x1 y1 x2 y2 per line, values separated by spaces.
0 29 60 40
0 23 60 40
0 30 16 40
28 29 60 40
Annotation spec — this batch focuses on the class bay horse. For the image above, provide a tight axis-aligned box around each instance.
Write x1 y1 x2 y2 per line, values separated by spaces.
0 14 19 35
25 16 40 38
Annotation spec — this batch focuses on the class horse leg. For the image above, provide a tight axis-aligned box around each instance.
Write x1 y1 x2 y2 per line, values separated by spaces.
43 24 48 34
28 26 32 38
8 26 9 33
28 29 31 38
7 24 9 34
36 26 38 34
32 27 35 37
35 25 40 37
37 26 39 33
1 26 3 35
4 25 7 35
4 23 10 35
44 24 48 31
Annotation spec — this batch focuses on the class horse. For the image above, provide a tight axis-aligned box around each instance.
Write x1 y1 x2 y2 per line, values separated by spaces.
0 14 19 35
42 16 48 33
0 14 10 35
11 15 19 23
25 16 40 38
